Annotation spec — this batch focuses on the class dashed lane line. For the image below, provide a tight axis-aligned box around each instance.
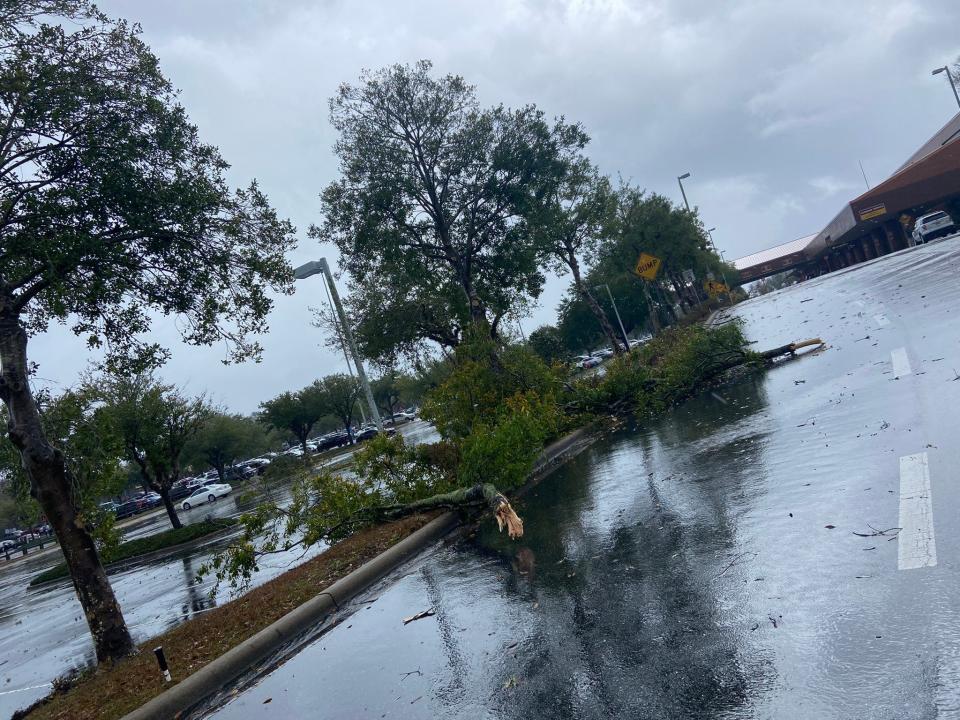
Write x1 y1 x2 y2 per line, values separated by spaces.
891 347 912 378
898 452 937 571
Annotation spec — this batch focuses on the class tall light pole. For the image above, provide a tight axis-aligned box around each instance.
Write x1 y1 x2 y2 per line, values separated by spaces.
594 284 630 350
294 258 382 431
932 66 960 110
707 227 731 288
677 172 691 211
320 278 367 424
706 226 717 251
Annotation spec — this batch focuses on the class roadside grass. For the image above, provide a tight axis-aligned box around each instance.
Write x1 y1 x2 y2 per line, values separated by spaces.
21 512 436 720
29 518 238 587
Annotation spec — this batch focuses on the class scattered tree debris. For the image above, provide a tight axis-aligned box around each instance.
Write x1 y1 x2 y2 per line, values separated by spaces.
824 525 836 529
402 609 436 625
852 525 901 538
400 668 422 680
715 551 756 578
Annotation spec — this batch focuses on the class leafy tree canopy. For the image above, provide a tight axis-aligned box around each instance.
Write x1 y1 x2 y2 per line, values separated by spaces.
0 5 296 372
527 324 566 364
258 383 328 454
183 413 271 481
312 60 588 362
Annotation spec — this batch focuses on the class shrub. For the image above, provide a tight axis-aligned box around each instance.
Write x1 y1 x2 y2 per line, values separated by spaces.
574 321 757 417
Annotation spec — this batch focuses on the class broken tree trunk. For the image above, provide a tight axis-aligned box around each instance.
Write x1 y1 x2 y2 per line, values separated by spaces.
758 338 824 360
365 483 524 539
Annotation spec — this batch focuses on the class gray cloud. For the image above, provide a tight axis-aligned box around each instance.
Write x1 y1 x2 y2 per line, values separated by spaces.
32 0 960 412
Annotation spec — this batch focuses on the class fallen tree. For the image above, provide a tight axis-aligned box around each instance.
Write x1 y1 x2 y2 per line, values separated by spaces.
206 323 824 590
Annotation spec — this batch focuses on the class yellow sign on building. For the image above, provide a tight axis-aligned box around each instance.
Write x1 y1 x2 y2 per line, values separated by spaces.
634 253 662 280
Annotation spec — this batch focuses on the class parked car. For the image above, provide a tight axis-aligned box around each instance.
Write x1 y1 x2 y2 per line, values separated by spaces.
169 484 193 501
239 457 271 475
314 430 352 451
574 355 601 370
223 465 255 482
354 426 380 442
0 539 16 550
180 483 233 511
139 492 162 508
592 347 615 360
115 500 143 520
98 501 119 515
912 210 956 244
383 411 415 426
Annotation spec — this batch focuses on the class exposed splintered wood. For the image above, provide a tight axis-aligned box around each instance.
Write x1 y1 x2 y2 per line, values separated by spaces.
361 483 524 540
758 338 824 360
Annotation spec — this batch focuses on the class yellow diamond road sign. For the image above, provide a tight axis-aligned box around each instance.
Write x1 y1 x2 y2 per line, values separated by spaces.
634 252 662 280
704 280 729 295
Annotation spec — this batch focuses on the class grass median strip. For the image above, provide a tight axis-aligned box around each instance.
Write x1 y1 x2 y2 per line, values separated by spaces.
29 518 238 587
20 512 436 720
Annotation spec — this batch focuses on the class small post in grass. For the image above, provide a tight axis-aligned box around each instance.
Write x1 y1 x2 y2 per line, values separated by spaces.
154 646 172 682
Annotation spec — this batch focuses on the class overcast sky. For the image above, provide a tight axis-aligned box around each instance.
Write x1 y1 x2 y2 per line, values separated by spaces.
31 0 960 413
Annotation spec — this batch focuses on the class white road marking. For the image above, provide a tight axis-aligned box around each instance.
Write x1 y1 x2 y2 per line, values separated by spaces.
898 452 937 570
891 347 912 378
874 313 890 327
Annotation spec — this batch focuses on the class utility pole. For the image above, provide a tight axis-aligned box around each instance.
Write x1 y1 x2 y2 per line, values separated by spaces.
294 259 382 431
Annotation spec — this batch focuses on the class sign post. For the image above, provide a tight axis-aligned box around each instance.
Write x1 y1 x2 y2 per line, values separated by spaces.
634 252 663 333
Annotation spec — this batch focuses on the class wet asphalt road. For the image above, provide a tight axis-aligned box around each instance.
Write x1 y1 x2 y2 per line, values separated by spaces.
208 239 960 720
0 422 438 717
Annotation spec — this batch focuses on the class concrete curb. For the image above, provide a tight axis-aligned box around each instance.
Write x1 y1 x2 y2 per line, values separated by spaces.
121 511 459 720
120 425 596 720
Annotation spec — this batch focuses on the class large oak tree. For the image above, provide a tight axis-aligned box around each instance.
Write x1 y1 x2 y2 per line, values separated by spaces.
0 3 295 662
313 60 588 362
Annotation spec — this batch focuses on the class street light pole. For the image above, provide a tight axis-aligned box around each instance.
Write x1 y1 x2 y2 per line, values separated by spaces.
595 284 630 350
677 172 691 212
707 227 732 290
932 66 960 110
294 258 382 431
320 276 367 424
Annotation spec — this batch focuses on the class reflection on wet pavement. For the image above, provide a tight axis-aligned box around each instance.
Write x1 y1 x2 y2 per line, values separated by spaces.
209 240 960 719
0 423 435 717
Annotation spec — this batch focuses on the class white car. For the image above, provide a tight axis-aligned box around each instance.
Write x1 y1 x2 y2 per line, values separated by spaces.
180 483 233 510
912 211 956 244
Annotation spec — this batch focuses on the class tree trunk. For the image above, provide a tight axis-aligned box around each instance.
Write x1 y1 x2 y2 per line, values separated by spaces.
669 273 692 311
570 257 623 353
0 312 134 663
158 485 182 530
149 469 182 529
